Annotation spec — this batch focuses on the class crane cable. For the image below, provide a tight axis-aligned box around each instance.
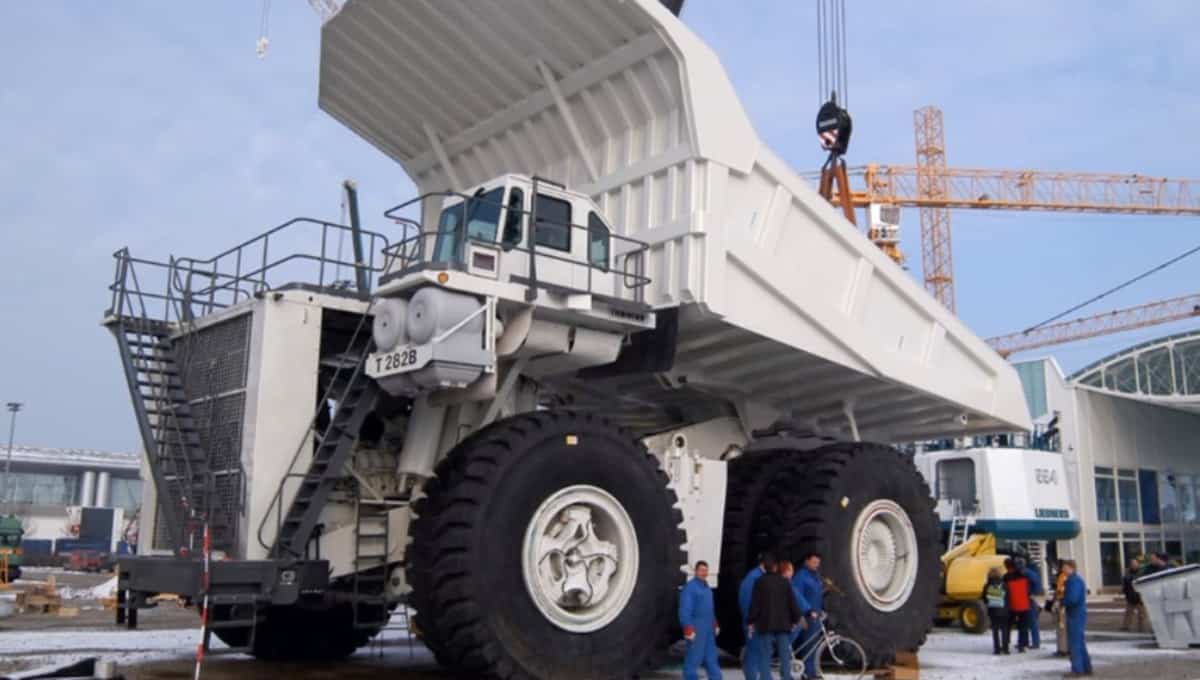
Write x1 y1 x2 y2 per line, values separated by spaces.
816 0 848 106
815 0 852 156
1022 241 1200 334
256 0 272 58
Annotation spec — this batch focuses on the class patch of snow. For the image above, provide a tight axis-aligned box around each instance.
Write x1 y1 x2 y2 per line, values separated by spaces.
917 630 1197 680
0 628 203 670
57 576 117 601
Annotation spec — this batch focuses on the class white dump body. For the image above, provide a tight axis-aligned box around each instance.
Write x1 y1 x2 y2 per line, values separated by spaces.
318 0 1030 441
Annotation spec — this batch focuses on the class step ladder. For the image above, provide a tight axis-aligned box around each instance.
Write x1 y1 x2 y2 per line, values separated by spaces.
271 373 381 558
947 514 976 551
204 593 262 655
1018 540 1049 590
352 497 393 630
108 316 216 551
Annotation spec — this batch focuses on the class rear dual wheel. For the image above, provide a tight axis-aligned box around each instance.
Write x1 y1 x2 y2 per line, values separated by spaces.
716 442 941 668
406 411 687 680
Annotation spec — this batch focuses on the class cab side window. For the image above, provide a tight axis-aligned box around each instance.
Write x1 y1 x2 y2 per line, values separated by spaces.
534 194 572 252
587 212 611 271
501 187 524 249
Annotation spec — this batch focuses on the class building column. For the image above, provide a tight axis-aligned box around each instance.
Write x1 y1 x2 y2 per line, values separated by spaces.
96 471 111 507
80 470 96 507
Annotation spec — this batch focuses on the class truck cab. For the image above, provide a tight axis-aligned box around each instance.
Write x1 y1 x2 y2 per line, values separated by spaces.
366 174 655 398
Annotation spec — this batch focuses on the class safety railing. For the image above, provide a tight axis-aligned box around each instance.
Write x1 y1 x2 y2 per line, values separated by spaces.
382 190 652 304
107 217 391 326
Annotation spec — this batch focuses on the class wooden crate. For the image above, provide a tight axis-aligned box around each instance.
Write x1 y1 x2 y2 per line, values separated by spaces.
873 651 920 680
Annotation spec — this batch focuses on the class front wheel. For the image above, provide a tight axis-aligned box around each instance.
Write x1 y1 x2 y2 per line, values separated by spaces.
809 633 868 680
406 411 687 680
960 599 989 634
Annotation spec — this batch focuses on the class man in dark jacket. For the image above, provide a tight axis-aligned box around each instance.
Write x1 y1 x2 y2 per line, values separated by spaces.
1121 558 1144 632
1142 553 1168 577
747 554 801 680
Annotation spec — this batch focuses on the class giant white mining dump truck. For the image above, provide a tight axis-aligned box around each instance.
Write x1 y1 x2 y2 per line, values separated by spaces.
104 1 1030 677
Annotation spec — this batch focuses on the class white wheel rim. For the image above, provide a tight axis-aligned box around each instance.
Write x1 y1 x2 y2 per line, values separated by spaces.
851 499 918 612
521 485 639 633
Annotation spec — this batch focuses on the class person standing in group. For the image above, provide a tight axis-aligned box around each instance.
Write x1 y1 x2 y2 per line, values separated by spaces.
1049 560 1070 657
739 554 768 679
747 554 802 680
1142 552 1168 577
779 560 811 648
1061 560 1092 677
983 567 1010 654
1020 557 1044 649
1003 558 1032 652
793 552 825 680
679 561 722 680
1121 558 1145 633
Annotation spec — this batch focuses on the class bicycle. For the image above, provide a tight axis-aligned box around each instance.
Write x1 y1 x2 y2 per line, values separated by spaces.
790 613 867 679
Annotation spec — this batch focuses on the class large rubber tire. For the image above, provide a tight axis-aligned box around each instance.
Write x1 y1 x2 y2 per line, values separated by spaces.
406 411 687 680
779 442 941 668
714 451 807 653
715 443 940 668
211 602 378 661
407 474 458 668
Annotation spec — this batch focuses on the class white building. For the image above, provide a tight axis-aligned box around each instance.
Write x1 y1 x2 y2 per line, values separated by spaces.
1015 329 1200 590
0 445 142 543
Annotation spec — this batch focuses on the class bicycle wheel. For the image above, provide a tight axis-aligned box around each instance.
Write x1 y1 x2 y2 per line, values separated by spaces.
820 634 868 679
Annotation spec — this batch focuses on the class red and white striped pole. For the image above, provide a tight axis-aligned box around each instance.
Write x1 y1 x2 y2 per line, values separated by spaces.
193 522 212 680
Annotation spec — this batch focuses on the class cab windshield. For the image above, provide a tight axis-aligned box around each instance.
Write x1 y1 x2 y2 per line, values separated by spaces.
432 187 505 263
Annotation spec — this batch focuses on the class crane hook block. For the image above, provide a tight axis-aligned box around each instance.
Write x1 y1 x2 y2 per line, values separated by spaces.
816 100 852 155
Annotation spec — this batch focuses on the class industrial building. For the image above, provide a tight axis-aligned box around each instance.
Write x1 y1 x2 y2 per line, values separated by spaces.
2 445 141 546
1015 329 1200 590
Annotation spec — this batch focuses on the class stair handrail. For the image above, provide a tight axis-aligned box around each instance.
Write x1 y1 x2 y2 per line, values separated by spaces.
109 218 391 325
253 229 404 558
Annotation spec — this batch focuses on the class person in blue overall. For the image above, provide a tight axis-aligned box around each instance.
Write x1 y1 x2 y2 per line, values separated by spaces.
739 555 767 680
780 560 812 647
793 552 825 680
1020 557 1044 650
679 560 722 680
1061 560 1092 677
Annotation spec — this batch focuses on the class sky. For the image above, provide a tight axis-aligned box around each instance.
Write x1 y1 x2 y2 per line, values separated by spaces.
1 1 1197 452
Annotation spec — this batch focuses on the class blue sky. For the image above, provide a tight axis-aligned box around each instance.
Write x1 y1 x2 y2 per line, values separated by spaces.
2 1 1196 451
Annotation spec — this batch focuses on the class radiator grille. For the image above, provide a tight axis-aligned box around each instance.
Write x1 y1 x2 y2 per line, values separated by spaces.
166 313 252 553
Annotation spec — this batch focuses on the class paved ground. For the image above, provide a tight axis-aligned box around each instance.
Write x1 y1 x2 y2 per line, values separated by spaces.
1 573 1197 679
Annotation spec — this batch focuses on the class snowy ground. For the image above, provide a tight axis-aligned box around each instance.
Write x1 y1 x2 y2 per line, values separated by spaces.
0 618 1196 678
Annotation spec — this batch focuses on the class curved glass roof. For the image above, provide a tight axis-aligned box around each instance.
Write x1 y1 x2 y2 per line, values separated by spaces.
1070 329 1200 405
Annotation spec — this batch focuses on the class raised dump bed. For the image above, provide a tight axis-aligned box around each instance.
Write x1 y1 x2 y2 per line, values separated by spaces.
319 0 1030 441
